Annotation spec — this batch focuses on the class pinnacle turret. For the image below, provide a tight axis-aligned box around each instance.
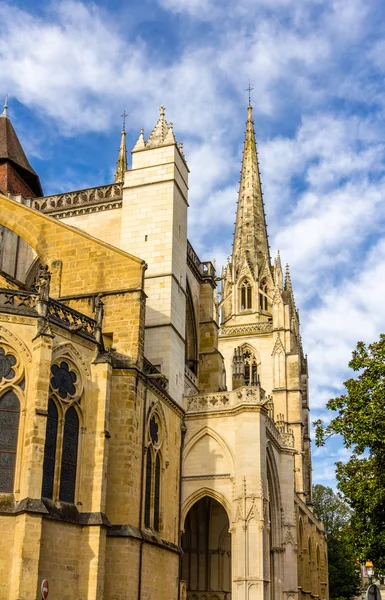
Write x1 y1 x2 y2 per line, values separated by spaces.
131 106 187 166
284 263 292 291
232 105 270 280
114 124 127 184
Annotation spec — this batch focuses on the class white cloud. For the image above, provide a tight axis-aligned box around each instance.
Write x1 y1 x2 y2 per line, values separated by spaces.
1 0 385 488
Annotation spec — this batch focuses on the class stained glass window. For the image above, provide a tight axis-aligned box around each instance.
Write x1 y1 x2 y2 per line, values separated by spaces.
0 390 20 492
50 362 77 400
149 416 159 444
144 450 152 528
0 348 16 383
154 453 161 531
42 399 59 499
59 406 79 502
240 280 252 310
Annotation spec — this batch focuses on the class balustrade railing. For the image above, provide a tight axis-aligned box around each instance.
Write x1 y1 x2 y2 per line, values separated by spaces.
143 357 168 390
0 288 38 311
47 298 96 335
0 288 97 339
33 183 123 214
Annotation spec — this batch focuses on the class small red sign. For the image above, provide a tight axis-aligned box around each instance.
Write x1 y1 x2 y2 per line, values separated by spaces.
41 579 49 600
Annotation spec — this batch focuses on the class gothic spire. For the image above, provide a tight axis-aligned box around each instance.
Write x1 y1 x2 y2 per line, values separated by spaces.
0 97 43 196
232 104 270 279
114 116 127 184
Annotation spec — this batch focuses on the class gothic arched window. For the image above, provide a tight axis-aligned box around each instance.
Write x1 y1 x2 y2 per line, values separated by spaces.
259 279 269 311
154 453 161 530
144 450 152 528
144 413 163 531
59 406 79 503
41 399 59 499
0 390 20 492
42 360 81 503
240 279 252 311
243 349 258 386
0 345 23 494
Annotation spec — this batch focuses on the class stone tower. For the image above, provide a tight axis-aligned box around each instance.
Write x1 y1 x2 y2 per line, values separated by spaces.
218 104 312 502
120 107 189 402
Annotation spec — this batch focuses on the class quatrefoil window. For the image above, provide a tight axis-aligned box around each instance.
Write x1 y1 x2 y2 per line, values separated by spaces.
0 348 17 383
150 415 159 444
50 362 77 399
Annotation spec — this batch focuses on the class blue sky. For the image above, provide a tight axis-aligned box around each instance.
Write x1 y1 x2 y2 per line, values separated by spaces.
2 0 385 489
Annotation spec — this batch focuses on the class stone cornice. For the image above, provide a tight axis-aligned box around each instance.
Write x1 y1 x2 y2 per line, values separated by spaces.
219 322 273 337
182 474 231 481
33 183 123 218
107 524 181 554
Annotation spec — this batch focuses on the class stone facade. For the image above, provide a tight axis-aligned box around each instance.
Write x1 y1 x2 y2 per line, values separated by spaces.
0 103 327 600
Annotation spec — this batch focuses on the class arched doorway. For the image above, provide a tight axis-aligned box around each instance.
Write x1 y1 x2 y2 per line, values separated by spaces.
182 496 231 600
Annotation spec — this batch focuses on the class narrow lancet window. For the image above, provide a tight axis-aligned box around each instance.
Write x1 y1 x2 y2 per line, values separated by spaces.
144 450 152 528
42 399 59 499
240 280 252 310
259 280 269 311
59 406 79 503
154 453 161 530
0 390 20 493
144 413 163 531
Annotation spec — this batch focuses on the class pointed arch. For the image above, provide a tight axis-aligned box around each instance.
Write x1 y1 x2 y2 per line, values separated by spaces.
272 334 286 390
259 277 269 312
185 279 198 375
238 343 261 387
52 342 91 381
183 425 235 473
0 195 48 261
146 399 169 461
0 324 32 368
266 446 283 548
181 487 232 528
239 277 253 311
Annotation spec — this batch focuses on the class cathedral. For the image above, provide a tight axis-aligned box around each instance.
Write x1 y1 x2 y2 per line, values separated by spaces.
0 97 327 600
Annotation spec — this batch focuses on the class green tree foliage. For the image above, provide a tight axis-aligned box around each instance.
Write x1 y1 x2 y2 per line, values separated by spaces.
314 334 385 572
312 484 360 600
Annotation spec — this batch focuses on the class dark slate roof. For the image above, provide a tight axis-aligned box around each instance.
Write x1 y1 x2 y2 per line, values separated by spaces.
0 112 43 196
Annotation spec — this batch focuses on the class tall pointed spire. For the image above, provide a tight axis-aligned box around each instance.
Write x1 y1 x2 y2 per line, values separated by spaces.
114 112 127 184
232 104 270 279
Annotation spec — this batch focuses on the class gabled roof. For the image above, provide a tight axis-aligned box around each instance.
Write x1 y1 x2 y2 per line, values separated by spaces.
0 101 43 197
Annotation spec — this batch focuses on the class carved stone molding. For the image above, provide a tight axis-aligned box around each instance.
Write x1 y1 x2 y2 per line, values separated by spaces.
219 323 272 337
33 183 123 218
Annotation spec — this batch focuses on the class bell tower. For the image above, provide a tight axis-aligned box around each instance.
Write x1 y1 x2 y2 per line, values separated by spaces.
219 104 312 502
120 107 189 404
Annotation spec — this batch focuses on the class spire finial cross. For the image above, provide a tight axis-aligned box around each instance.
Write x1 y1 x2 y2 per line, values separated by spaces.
245 81 254 106
121 110 128 132
2 94 8 117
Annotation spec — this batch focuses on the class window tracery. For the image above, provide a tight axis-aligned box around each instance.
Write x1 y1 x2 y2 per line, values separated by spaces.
144 412 163 531
0 343 24 493
243 349 258 386
42 359 82 503
240 279 252 311
259 279 269 311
